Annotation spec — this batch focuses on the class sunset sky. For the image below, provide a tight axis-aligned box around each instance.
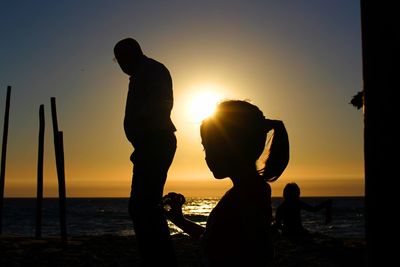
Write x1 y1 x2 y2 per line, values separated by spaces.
0 1 363 197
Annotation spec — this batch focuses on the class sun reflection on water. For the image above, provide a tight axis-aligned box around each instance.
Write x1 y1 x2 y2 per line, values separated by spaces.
168 198 219 235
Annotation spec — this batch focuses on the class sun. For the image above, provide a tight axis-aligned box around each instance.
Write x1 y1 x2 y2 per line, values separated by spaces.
187 90 223 123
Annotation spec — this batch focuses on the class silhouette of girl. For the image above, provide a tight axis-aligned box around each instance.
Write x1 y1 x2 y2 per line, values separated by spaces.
163 100 289 266
274 182 332 240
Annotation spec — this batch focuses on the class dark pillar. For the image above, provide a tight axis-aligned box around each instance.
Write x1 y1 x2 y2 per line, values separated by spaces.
361 1 398 266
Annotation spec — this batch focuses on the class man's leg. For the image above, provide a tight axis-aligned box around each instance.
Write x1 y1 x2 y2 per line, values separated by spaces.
129 133 177 266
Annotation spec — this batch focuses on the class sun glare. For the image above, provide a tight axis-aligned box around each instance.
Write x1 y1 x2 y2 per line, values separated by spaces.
187 89 223 123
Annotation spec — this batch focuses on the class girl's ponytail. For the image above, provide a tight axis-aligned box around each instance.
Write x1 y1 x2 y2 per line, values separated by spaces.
261 119 289 182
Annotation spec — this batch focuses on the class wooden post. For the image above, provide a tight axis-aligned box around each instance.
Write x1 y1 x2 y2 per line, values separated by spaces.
57 130 67 242
35 104 45 239
50 97 67 242
0 86 11 235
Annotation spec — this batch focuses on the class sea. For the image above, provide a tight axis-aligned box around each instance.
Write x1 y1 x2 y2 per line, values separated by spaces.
0 197 365 239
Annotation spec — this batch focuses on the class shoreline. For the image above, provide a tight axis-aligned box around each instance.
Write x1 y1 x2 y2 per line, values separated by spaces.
0 233 366 266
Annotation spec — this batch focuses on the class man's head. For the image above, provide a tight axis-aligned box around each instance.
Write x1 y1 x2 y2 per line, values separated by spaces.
114 38 144 76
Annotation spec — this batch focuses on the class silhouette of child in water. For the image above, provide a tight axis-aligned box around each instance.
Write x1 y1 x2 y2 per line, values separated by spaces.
163 100 289 266
274 182 332 240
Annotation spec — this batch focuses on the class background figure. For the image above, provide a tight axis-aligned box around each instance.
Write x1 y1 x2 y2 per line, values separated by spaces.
274 182 332 240
114 38 177 266
163 100 289 266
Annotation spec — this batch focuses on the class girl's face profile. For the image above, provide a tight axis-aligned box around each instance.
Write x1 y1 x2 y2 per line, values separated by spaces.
202 137 231 179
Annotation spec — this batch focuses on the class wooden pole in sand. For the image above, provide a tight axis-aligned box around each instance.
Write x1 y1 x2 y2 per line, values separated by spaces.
35 104 45 239
57 130 67 240
50 97 67 242
0 86 11 235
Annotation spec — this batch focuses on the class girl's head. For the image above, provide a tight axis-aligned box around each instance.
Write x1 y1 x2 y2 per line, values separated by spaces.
283 182 301 201
200 100 289 181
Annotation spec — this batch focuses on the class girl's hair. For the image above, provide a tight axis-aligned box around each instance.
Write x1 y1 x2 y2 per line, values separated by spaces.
200 100 289 182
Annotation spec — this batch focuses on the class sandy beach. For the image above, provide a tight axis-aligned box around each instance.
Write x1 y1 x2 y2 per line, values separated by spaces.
0 233 365 266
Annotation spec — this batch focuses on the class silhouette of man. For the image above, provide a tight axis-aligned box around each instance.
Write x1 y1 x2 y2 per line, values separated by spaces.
114 38 177 266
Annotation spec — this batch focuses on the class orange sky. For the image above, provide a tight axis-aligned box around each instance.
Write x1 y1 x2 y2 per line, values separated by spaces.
0 1 364 197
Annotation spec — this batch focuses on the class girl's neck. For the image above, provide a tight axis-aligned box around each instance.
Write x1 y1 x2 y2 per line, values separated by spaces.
231 169 262 187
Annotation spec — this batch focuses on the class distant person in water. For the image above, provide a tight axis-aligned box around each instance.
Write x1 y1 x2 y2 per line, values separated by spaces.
274 182 332 240
114 37 177 266
163 100 289 266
